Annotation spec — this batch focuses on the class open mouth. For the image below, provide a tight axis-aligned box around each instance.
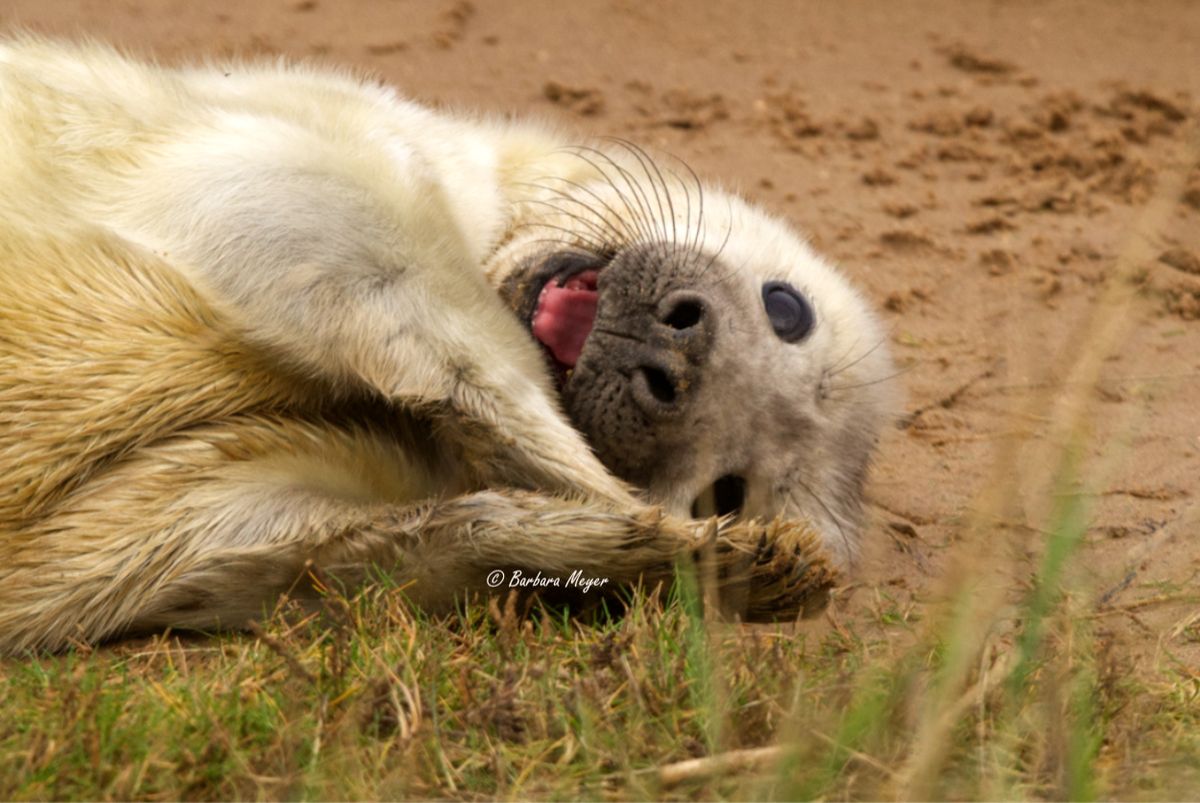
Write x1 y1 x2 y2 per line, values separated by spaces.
690 474 747 519
528 256 605 383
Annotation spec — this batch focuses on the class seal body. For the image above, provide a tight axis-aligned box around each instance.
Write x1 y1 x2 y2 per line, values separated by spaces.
0 39 890 653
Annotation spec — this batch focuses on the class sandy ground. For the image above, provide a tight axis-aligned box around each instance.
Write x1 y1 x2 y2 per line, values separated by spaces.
3 0 1197 673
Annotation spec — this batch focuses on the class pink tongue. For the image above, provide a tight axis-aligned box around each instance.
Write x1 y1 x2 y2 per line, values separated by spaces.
531 270 600 368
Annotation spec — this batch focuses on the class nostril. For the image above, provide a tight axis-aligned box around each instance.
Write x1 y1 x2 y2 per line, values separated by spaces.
639 366 676 404
661 299 704 330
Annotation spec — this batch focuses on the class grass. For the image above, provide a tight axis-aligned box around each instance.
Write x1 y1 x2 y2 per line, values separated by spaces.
0 531 1196 801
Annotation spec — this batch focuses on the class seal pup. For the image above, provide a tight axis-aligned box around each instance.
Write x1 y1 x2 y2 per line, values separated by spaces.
0 38 892 653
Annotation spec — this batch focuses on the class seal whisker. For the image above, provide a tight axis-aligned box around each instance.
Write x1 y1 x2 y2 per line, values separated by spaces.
675 154 708 263
692 198 738 288
786 483 852 565
517 197 623 252
826 334 866 379
506 221 610 256
696 194 736 283
825 365 912 394
568 145 663 254
653 152 707 263
598 139 663 245
661 163 695 265
640 145 683 263
558 145 652 245
562 147 657 251
507 217 608 248
511 237 618 259
519 177 635 247
585 142 668 256
604 137 679 264
519 179 617 228
826 334 892 381
622 140 673 262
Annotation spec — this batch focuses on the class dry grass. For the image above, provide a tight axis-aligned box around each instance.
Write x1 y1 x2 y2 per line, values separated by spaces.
0 547 1196 801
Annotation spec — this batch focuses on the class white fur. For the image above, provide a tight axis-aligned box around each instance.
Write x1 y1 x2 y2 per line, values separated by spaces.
0 38 889 650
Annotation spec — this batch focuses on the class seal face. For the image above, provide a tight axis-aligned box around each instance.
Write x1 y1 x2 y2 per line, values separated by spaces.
533 244 723 486
492 146 896 565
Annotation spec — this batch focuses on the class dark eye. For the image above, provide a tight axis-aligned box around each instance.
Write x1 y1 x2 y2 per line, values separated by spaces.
762 281 815 343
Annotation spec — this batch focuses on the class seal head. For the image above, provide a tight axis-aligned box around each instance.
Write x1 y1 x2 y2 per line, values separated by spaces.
493 147 895 566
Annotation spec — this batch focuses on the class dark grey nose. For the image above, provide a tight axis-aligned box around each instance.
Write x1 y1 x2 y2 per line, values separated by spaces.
559 245 722 485
628 289 713 417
